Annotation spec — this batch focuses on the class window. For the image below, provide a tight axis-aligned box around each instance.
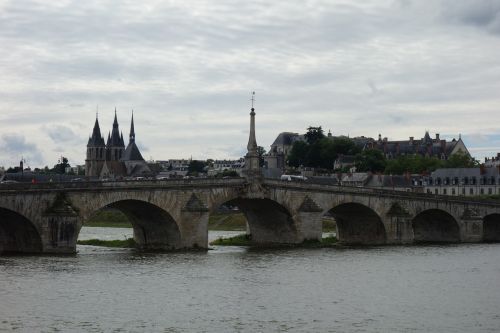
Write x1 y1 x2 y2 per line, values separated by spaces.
463 177 469 185
488 188 492 194
462 188 466 195
470 188 474 195
428 178 433 185
443 189 447 195
452 188 456 195
435 188 439 194
480 188 484 195
472 177 477 185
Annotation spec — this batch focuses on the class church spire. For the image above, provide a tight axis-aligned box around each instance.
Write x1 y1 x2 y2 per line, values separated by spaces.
129 110 135 144
87 113 105 147
113 108 118 128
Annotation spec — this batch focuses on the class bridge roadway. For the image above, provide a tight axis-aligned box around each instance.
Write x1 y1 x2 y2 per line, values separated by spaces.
1 177 500 254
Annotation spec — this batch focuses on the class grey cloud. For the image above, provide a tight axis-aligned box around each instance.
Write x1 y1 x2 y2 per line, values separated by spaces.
440 0 500 32
0 133 43 166
46 125 80 143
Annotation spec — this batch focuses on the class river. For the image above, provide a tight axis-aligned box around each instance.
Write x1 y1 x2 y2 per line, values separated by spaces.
1 227 499 332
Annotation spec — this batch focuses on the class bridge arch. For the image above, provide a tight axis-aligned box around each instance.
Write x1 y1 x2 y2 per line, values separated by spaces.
84 199 182 250
218 198 298 244
0 207 42 254
483 214 500 242
412 209 460 243
327 203 386 245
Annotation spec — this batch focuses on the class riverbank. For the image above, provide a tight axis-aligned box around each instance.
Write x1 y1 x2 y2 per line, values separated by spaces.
210 234 338 247
77 238 136 248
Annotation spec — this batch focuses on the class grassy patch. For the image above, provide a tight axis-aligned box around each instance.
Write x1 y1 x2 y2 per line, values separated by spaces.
77 238 136 248
210 234 252 246
208 213 247 231
322 217 337 232
86 209 132 228
210 234 338 247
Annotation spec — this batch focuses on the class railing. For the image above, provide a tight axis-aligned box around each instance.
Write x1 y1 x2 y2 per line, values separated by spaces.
0 177 246 192
262 178 500 207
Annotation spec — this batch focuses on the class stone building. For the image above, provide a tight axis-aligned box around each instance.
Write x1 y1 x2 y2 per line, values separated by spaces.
367 131 469 160
423 167 500 196
85 110 151 179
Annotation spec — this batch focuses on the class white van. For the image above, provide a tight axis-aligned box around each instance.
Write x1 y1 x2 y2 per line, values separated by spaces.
281 175 307 181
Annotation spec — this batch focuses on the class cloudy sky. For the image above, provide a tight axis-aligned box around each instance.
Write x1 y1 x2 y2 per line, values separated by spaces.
1 0 499 168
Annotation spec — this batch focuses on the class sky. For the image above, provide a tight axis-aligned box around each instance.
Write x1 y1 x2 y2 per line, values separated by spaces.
0 0 499 168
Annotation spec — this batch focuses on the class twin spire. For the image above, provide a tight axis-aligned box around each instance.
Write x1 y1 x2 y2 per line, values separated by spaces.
88 108 136 148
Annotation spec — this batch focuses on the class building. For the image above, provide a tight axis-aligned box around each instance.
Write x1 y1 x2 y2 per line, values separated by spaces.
85 110 151 179
367 131 469 160
484 153 500 168
265 132 304 171
423 167 500 196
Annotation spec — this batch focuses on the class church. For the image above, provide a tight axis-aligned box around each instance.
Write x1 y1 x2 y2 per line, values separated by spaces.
85 110 151 179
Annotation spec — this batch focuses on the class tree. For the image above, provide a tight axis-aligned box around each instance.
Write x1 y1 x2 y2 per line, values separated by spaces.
288 141 309 167
445 151 479 168
187 160 206 175
304 126 325 144
355 149 387 172
385 155 443 175
52 157 70 174
257 146 266 167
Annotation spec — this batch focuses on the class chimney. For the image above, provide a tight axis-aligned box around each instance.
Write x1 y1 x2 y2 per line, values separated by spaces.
378 134 382 142
435 133 440 141
409 136 414 144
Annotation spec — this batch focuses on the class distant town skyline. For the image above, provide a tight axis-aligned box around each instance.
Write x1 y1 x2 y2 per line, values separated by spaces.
1 0 499 168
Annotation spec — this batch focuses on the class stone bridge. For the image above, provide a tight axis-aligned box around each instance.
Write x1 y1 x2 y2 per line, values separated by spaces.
1 177 500 254
2 107 500 254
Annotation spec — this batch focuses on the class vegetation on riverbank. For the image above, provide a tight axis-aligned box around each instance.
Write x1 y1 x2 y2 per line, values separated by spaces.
210 234 338 247
86 209 132 228
86 209 338 232
77 238 136 248
208 212 247 230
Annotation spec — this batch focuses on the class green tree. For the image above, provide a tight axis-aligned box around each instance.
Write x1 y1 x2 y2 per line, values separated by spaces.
384 155 444 175
52 157 70 174
188 160 206 175
257 146 266 167
288 141 309 167
355 149 386 172
445 151 479 168
304 126 325 144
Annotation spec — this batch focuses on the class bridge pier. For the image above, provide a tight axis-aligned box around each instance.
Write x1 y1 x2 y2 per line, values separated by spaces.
293 212 323 242
39 193 80 254
384 216 414 244
178 211 210 249
384 203 414 244
40 215 80 254
460 209 483 242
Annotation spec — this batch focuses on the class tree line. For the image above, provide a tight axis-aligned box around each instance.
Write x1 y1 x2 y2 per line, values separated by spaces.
287 127 478 174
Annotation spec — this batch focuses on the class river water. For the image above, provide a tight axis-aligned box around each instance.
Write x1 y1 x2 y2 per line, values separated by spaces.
1 227 500 332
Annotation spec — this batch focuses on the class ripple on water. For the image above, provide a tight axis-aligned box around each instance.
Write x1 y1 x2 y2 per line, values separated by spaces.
1 230 500 332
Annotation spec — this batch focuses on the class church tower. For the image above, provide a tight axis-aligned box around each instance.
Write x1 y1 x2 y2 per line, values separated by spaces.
106 109 125 161
85 115 106 177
